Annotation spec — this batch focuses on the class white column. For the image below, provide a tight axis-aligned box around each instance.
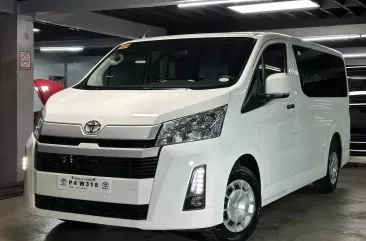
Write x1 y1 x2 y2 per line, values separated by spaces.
0 14 34 185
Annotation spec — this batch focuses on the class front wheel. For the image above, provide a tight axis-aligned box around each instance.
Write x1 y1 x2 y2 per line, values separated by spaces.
203 166 261 241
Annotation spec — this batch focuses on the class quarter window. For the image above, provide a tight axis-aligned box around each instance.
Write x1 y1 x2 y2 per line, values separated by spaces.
292 45 347 97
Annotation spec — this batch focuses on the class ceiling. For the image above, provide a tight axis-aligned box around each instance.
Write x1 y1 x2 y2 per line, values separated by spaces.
34 22 116 56
34 0 366 51
98 0 366 34
34 22 113 42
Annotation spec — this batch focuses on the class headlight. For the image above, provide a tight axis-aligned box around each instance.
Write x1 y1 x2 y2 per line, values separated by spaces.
33 112 44 140
156 105 227 146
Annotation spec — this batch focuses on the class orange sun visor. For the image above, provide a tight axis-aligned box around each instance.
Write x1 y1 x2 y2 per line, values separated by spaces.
120 43 131 49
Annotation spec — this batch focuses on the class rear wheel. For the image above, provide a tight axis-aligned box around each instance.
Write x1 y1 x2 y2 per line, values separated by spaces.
202 166 261 241
313 138 341 194
60 220 92 227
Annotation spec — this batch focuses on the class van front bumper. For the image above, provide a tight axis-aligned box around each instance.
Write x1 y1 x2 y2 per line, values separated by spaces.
24 135 228 230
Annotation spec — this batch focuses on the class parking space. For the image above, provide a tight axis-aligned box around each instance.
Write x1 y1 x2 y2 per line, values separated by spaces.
1 168 365 241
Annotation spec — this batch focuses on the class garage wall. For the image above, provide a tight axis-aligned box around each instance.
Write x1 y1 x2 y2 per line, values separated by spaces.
67 56 101 86
336 47 366 66
345 58 366 66
34 57 64 80
34 54 103 87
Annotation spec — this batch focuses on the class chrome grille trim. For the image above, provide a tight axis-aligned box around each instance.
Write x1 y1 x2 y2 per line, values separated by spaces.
36 143 160 158
41 122 161 140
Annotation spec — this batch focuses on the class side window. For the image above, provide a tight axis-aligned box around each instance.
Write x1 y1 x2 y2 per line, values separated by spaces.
293 45 347 97
242 43 287 113
262 44 287 80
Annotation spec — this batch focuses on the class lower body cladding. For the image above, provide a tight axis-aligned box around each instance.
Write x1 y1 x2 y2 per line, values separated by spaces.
24 135 228 230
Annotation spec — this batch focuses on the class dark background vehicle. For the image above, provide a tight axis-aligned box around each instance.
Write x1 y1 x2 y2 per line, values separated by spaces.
347 67 366 157
34 79 65 122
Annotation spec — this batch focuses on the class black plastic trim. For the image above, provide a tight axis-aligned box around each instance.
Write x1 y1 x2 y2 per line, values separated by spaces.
38 135 156 148
35 194 149 220
34 150 159 179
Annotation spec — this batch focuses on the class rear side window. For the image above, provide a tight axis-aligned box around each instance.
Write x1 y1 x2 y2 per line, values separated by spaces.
292 45 347 97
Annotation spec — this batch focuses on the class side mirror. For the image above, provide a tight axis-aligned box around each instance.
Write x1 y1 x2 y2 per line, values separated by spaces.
265 73 290 98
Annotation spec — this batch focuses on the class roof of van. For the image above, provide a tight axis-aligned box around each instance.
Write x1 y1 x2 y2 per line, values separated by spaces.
125 32 342 58
128 32 286 42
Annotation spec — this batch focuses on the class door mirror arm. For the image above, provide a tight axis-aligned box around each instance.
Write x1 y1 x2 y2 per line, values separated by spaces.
259 93 290 104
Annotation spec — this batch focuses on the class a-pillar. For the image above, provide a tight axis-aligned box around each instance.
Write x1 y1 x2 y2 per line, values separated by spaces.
0 14 34 187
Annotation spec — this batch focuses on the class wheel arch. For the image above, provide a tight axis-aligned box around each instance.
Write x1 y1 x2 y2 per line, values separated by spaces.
328 121 344 166
223 138 266 198
235 154 261 185
225 152 264 198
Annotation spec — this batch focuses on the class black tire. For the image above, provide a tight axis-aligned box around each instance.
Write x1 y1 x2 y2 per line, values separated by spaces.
202 166 261 241
313 138 341 194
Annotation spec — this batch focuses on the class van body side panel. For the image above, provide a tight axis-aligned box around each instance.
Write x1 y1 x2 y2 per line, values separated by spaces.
255 40 296 196
225 38 297 205
331 102 351 167
288 39 350 188
222 99 263 192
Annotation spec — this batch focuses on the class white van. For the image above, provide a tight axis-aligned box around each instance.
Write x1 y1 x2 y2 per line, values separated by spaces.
25 33 350 241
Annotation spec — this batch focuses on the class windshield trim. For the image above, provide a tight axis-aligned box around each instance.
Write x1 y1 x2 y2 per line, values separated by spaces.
74 37 257 90
78 84 235 91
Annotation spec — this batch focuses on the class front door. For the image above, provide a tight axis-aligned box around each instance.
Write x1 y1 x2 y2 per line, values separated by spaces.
243 41 297 200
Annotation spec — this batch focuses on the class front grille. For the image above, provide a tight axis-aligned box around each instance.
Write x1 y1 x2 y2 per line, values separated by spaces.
38 136 156 148
34 151 159 179
35 194 149 220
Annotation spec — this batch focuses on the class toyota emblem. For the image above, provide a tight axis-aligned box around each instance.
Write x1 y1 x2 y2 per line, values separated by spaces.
84 120 101 134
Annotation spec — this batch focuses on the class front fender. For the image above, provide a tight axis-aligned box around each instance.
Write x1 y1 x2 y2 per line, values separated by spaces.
223 136 265 195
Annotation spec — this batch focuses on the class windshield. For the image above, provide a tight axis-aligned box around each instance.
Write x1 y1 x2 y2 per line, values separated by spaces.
75 37 256 90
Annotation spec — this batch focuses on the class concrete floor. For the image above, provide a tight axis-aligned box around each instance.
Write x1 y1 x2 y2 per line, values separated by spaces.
1 168 366 241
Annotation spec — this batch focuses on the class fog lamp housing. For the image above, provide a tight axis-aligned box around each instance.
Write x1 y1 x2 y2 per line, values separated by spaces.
33 111 44 140
183 165 206 211
22 156 28 171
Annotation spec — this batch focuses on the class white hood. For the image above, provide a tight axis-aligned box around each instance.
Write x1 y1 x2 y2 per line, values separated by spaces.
44 88 231 126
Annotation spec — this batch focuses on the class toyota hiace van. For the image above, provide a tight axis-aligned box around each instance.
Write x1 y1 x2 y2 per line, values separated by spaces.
25 33 350 241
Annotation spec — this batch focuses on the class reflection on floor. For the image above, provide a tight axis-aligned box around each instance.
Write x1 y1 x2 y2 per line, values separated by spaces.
1 168 366 241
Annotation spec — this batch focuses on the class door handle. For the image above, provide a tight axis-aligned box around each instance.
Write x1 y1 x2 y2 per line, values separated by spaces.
287 104 295 109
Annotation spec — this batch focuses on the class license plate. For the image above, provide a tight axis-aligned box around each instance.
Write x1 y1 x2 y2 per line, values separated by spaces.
57 175 112 193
